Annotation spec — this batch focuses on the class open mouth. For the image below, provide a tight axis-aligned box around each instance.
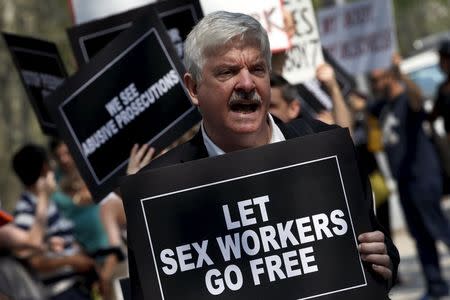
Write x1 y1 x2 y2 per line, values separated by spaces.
228 91 262 114
229 101 260 113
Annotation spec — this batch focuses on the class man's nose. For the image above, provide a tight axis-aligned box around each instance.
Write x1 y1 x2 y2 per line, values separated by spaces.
235 69 255 92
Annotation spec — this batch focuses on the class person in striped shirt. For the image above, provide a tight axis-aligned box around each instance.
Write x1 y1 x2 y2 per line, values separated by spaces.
12 144 95 300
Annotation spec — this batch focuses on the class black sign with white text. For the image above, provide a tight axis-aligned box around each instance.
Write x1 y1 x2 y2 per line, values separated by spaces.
45 12 200 201
121 129 388 300
67 0 203 65
2 33 67 136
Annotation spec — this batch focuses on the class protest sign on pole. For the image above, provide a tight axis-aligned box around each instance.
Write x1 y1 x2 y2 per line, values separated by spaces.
281 0 324 84
318 0 397 74
68 0 157 24
2 33 67 136
122 128 389 300
45 11 200 201
293 48 356 118
199 0 291 53
67 0 203 66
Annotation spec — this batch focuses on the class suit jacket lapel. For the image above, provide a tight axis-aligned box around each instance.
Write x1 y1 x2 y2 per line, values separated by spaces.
179 130 209 163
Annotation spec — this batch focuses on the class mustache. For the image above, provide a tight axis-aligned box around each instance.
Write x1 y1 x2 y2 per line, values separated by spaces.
228 90 262 106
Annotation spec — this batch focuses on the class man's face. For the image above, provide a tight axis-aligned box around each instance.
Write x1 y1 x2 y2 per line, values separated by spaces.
270 87 293 123
370 69 390 99
187 43 271 146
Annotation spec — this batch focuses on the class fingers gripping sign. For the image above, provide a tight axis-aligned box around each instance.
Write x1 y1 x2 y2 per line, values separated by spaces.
127 143 155 175
358 231 392 281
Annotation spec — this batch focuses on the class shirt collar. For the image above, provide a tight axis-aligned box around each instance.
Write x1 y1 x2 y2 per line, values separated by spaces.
201 113 285 157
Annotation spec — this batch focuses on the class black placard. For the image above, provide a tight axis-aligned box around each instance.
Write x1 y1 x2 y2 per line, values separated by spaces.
296 48 356 116
323 48 356 98
45 11 200 201
2 33 67 136
67 0 203 65
121 128 388 300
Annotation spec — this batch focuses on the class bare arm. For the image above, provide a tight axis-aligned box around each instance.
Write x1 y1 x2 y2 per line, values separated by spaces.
316 64 354 133
29 253 95 274
392 53 424 112
99 193 127 299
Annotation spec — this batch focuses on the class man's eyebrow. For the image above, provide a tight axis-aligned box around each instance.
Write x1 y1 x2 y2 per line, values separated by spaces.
212 63 239 71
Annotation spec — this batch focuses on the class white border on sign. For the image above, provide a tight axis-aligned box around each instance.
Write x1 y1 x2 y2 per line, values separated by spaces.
10 46 66 129
140 155 368 300
158 4 198 20
77 4 198 63
59 28 194 185
79 22 133 63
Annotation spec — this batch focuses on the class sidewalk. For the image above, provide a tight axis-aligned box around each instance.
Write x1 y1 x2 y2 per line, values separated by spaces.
389 197 450 300
389 229 450 299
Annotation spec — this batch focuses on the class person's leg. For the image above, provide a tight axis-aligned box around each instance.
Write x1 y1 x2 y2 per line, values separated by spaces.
413 179 450 247
399 187 448 297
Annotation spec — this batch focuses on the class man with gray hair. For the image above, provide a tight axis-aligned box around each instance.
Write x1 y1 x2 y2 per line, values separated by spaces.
138 10 399 297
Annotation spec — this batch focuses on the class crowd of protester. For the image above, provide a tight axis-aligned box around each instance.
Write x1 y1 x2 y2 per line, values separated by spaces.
0 10 449 300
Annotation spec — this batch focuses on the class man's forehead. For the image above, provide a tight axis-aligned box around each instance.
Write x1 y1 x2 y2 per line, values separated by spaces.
204 43 265 64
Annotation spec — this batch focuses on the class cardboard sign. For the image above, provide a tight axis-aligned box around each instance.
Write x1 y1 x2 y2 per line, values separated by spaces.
45 12 200 201
121 129 388 299
199 0 291 53
318 0 397 74
69 0 157 24
2 33 67 136
282 0 324 84
67 0 203 65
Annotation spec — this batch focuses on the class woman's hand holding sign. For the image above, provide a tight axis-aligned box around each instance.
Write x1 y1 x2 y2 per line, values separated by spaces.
127 143 155 175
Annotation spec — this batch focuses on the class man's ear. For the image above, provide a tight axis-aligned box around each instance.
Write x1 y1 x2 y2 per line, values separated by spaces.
287 100 301 120
183 73 199 106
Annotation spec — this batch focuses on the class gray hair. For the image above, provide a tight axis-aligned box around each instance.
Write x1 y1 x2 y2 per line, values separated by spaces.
184 11 271 83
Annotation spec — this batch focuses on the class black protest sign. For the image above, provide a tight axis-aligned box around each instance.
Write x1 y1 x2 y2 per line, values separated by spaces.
121 128 388 300
295 48 356 116
2 33 67 136
45 11 200 201
322 48 356 98
67 0 203 65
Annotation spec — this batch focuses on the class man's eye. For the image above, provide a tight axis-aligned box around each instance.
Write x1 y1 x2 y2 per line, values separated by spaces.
252 66 266 75
219 70 232 75
215 69 235 79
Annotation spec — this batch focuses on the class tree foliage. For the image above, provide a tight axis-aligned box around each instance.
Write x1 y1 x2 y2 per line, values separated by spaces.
0 0 73 211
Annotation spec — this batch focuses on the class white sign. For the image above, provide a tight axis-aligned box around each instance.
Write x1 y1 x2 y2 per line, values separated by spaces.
318 0 397 74
282 0 324 84
199 0 291 52
68 0 157 24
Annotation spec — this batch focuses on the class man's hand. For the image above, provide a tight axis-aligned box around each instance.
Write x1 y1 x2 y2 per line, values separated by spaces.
127 144 155 175
358 231 392 281
36 172 56 199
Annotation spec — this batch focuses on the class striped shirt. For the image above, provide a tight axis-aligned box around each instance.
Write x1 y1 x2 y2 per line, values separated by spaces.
13 191 79 296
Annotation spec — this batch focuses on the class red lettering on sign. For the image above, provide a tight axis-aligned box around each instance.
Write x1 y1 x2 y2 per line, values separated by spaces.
250 8 284 34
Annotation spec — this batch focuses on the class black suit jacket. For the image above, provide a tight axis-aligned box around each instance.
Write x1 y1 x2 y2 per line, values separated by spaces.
129 117 400 298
